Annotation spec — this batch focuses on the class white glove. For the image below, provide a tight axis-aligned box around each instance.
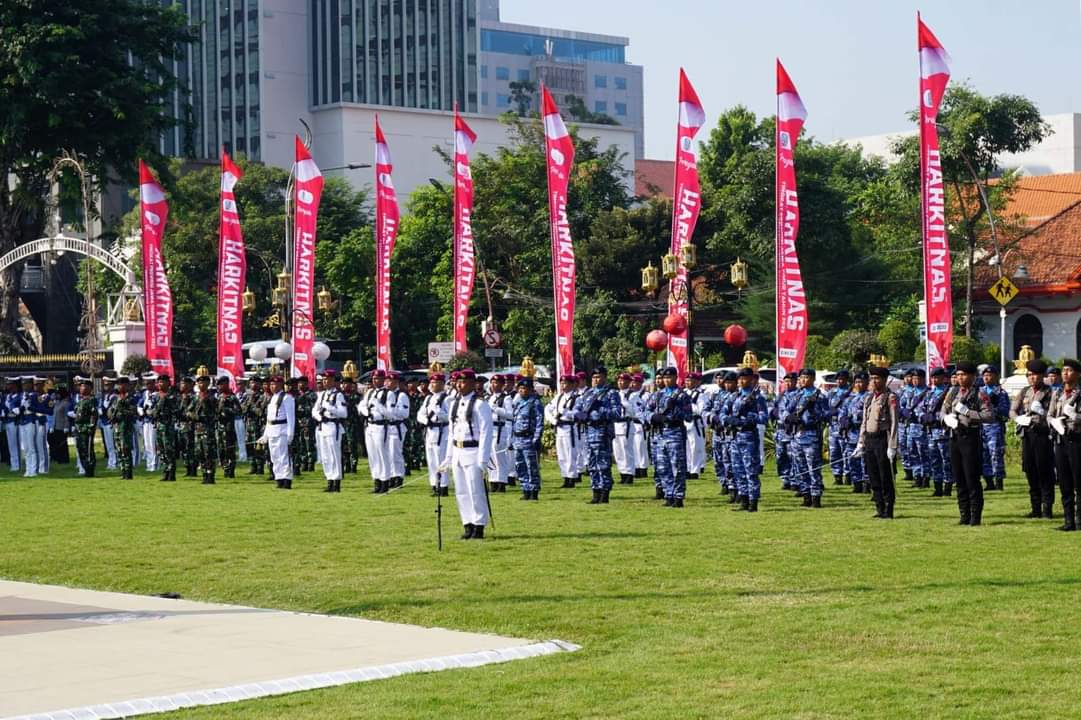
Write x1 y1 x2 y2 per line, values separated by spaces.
953 401 968 414
1050 416 1067 436
943 413 959 429
851 444 863 458
887 447 897 461
1030 400 1045 415
1064 404 1078 420
1014 414 1032 428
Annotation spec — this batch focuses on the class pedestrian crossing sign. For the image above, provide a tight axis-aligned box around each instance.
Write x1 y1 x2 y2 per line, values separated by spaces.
989 277 1018 306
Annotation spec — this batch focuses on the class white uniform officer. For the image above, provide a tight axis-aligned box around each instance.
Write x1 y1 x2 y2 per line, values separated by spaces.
259 374 295 489
629 373 650 478
545 374 580 488
487 374 514 492
384 371 411 488
613 372 639 484
359 369 392 493
684 372 708 478
442 369 493 540
138 372 158 472
313 369 348 492
417 372 450 496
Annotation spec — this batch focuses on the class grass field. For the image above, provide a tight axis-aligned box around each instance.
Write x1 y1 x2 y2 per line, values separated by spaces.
2 449 1078 719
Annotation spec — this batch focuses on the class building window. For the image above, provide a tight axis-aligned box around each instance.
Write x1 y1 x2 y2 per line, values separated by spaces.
517 68 530 82
1014 314 1043 359
595 100 607 113
496 93 509 107
480 64 488 79
481 91 489 106
614 76 627 90
495 66 509 80
594 74 606 88
614 102 627 116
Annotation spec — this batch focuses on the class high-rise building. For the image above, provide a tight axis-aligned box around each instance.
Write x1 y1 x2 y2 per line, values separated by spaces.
476 2 644 156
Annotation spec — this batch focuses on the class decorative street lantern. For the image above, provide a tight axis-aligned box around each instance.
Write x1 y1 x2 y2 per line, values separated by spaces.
317 286 333 313
272 271 290 308
679 243 696 270
641 262 659 295
661 252 679 280
242 288 256 314
730 257 749 290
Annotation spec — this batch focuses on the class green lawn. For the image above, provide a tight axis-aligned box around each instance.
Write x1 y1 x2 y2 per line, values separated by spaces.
2 450 1077 719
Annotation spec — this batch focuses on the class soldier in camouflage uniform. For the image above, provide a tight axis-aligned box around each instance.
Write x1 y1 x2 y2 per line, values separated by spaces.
405 378 424 475
296 376 317 471
287 378 304 477
342 376 361 474
177 376 197 476
190 373 218 484
147 374 180 481
73 377 99 477
242 376 268 474
107 376 138 479
216 376 242 478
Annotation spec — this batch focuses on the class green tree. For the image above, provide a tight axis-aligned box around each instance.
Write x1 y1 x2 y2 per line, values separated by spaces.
0 0 193 346
877 319 919 364
827 330 882 370
508 80 536 117
889 83 1050 336
563 95 619 126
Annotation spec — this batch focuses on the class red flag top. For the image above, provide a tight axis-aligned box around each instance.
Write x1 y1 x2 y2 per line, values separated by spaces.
139 160 174 378
374 116 400 371
542 86 577 378
452 107 477 354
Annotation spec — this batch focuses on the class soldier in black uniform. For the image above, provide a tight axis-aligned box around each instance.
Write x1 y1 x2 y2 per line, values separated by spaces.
940 361 996 526
1010 359 1056 519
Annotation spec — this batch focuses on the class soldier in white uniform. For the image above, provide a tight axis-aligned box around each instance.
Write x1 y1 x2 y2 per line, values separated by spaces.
545 374 581 488
574 372 588 480
359 370 392 493
138 372 158 473
259 375 295 489
442 369 493 540
235 376 249 462
684 372 708 478
417 371 450 496
613 372 639 484
384 371 411 489
487 374 514 492
100 376 118 469
629 373 650 478
313 369 348 492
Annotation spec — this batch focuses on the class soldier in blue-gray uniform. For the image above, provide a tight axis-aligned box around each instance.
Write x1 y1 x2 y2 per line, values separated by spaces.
920 367 954 497
902 369 931 488
843 372 869 493
786 368 828 507
706 371 738 499
979 365 1010 492
769 372 798 492
575 366 623 504
511 376 545 500
825 370 852 486
646 367 694 507
722 367 768 512
897 370 916 484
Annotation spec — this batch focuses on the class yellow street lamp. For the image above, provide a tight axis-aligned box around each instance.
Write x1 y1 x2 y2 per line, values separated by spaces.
661 252 679 280
272 271 291 308
242 288 256 314
317 286 334 313
730 257 748 290
641 262 659 295
679 244 696 270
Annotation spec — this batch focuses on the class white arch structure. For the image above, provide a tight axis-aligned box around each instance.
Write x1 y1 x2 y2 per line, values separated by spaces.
0 234 139 288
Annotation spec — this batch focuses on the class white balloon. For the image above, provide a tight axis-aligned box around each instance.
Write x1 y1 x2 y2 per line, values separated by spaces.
312 342 331 361
274 341 293 360
249 344 267 362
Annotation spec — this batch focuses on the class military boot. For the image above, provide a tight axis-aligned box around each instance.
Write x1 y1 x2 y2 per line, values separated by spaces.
995 478 1004 491
334 480 342 492
601 489 610 504
588 489 601 504
944 483 953 496
802 494 813 507
748 499 758 512
884 502 894 519
1042 503 1054 519
441 486 450 496
324 479 335 493
1026 501 1041 519
904 468 913 484
932 481 943 497
970 500 983 526
460 523 475 540
872 500 885 519
672 497 684 507
811 495 822 508
471 525 485 540
655 486 665 500
561 477 573 489
728 488 739 503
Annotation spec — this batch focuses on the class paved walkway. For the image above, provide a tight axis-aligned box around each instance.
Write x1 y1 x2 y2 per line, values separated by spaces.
0 580 577 719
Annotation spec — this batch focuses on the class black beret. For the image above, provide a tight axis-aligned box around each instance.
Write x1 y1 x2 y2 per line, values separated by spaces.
783 372 798 381
913 368 926 378
854 371 869 381
659 367 678 378
955 361 978 374
1026 360 1048 374
1047 366 1061 375
903 369 914 377
516 377 533 388
834 369 850 380
737 367 755 378
930 367 948 378
982 365 1000 375
591 365 608 375
798 368 815 378
868 366 889 378
1063 359 1081 372
723 371 738 382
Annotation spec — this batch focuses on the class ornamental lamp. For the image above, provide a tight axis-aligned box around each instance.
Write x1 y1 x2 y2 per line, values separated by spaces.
242 288 256 314
679 243 697 270
641 262 659 294
342 359 358 380
272 271 291 307
661 252 679 280
317 286 333 313
730 257 749 290
740 350 759 371
521 356 537 379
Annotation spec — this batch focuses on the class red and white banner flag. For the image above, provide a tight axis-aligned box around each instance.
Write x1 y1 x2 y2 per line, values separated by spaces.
667 68 704 382
775 59 808 380
138 160 174 379
216 151 246 389
918 14 953 369
452 107 477 354
542 86 576 378
291 136 323 382
374 115 399 370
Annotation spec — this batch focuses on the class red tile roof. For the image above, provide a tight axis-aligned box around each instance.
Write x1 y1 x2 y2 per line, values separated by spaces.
1002 172 1081 227
636 159 674 198
976 197 1081 296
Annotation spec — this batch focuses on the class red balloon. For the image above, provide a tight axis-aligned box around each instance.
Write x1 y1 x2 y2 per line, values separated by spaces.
724 323 748 347
645 329 669 352
662 313 687 335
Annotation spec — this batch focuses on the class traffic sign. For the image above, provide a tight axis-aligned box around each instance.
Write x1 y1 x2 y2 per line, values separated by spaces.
484 348 504 359
989 277 1019 306
427 341 454 363
483 328 502 348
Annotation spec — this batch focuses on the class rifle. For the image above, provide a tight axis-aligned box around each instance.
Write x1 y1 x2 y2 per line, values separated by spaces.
435 481 443 551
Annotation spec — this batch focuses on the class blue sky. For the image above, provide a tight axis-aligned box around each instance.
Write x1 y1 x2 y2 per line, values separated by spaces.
500 0 1081 159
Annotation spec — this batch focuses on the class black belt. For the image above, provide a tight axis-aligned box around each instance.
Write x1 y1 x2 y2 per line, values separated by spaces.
369 420 390 425
614 419 629 424
494 421 506 427
665 421 685 430
589 421 609 428
427 422 448 428
320 419 340 425
514 430 534 437
556 421 575 427
864 431 887 439
453 440 478 448
270 419 287 425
